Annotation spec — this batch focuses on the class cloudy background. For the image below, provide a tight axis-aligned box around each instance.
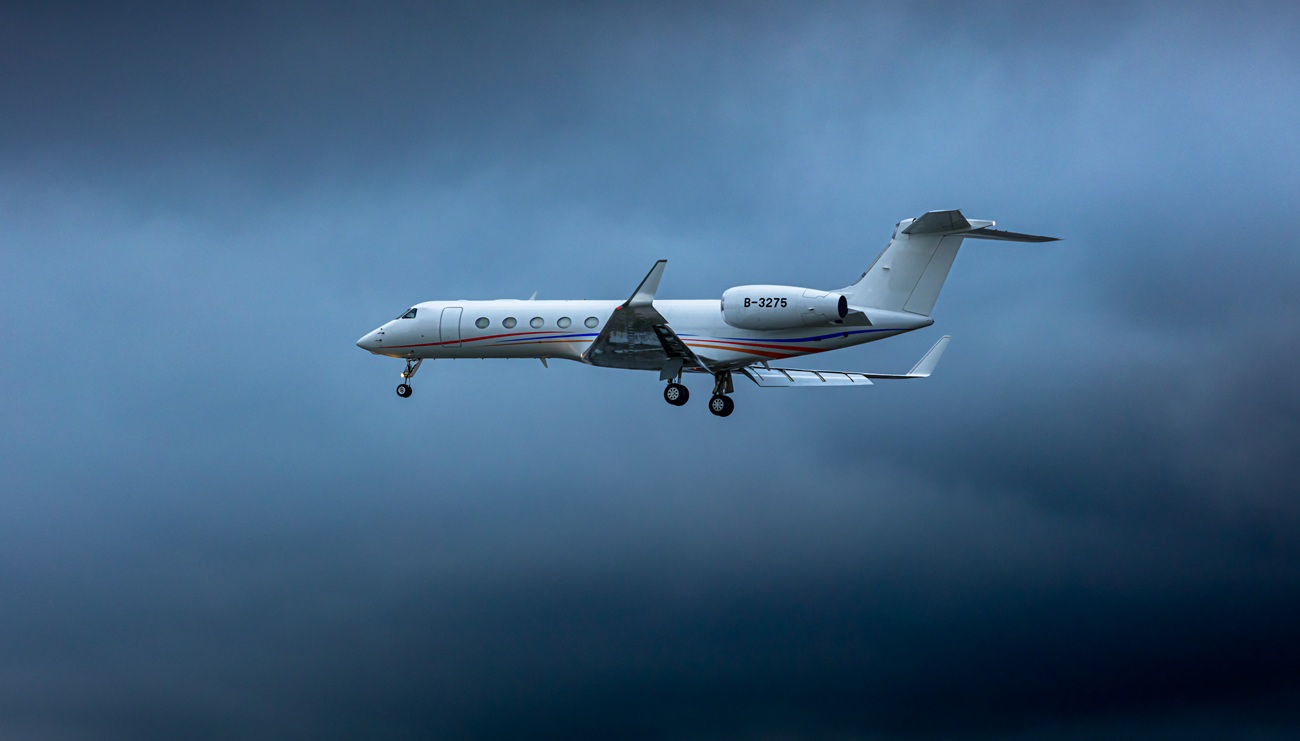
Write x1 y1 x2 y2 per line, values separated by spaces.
3 1 1300 738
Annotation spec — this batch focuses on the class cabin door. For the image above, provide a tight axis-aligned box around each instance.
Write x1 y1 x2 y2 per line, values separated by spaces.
439 307 462 347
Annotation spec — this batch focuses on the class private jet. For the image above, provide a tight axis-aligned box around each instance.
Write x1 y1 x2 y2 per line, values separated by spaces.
355 209 1057 416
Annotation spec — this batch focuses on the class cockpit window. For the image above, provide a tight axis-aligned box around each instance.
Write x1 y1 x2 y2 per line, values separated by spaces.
396 308 418 319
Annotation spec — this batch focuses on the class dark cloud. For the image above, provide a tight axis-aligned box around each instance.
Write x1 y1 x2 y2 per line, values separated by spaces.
3 2 1300 738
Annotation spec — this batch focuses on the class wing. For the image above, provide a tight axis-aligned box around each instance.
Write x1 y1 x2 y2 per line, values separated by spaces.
743 367 876 387
742 336 951 387
582 261 711 376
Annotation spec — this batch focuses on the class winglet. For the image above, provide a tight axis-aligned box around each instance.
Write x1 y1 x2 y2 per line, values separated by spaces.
906 335 951 377
626 260 667 307
853 335 951 379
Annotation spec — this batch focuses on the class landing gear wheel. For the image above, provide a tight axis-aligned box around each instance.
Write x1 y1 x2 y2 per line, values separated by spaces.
664 383 689 406
396 358 421 398
708 394 734 417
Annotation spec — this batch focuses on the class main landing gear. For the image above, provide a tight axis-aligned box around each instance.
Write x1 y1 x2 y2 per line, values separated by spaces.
664 382 689 406
396 357 422 398
665 369 738 416
662 370 735 416
708 370 735 417
708 393 734 417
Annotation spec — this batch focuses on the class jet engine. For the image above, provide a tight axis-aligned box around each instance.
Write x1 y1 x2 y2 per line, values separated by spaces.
720 285 849 330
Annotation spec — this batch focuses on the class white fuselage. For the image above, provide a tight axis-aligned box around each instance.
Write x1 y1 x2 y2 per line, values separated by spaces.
355 299 931 370
354 211 1054 411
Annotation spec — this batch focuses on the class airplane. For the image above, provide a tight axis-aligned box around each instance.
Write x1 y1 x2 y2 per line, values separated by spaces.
355 209 1057 416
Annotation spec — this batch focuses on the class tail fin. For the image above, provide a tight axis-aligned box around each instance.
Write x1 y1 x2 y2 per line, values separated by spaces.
843 210 1058 316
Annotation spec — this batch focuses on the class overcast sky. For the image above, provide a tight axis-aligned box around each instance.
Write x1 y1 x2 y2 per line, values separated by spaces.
3 2 1300 738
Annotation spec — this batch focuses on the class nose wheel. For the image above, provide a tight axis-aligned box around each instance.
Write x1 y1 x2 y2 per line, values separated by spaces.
396 358 422 399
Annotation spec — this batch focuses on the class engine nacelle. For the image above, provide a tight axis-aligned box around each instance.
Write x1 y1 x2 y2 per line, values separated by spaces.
720 285 849 330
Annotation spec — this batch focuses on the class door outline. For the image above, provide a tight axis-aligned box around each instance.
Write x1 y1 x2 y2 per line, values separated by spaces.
440 307 462 347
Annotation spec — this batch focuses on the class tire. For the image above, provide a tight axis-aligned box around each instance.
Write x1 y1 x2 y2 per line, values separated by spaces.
396 383 412 398
709 394 734 417
664 383 689 406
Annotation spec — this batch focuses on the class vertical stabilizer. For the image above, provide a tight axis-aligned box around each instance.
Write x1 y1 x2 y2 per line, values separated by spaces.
843 210 1057 316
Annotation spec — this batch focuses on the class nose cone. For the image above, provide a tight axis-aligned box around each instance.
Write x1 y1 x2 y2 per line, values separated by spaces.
356 329 383 353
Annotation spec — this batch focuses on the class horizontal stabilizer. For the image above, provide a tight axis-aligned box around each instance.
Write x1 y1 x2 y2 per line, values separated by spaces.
902 209 972 235
965 226 1060 243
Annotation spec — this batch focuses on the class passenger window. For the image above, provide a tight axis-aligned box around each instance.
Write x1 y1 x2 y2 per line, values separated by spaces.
530 317 544 328
475 317 489 329
557 317 571 329
503 317 517 329
585 316 599 328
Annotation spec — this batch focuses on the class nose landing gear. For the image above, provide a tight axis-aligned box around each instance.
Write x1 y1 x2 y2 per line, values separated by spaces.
396 358 422 398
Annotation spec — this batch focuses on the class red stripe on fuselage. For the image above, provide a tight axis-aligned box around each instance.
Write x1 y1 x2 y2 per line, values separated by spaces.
381 329 552 350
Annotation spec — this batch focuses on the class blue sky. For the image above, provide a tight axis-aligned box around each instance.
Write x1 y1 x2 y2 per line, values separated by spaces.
3 2 1299 738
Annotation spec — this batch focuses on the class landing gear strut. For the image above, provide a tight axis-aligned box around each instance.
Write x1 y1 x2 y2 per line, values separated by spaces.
396 357 422 398
708 371 735 417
